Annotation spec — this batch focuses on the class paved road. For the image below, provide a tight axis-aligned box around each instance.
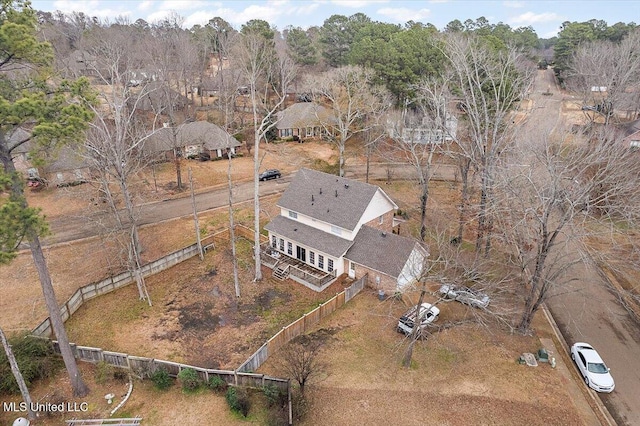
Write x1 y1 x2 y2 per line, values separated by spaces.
525 68 640 425
43 163 457 246
43 177 292 245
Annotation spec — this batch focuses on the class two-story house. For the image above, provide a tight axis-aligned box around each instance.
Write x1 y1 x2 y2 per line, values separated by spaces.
262 168 429 292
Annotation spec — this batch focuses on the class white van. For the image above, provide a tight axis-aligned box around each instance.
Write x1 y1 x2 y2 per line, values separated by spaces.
397 303 440 336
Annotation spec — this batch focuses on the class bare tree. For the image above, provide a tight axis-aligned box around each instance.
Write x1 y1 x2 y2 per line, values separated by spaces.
0 327 36 421
386 78 454 241
495 127 640 332
306 65 392 177
565 29 640 126
437 34 533 255
235 23 297 281
147 15 194 191
275 336 326 396
82 26 158 304
227 144 241 298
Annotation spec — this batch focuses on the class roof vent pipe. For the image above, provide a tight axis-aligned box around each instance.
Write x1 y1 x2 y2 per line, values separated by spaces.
335 189 338 197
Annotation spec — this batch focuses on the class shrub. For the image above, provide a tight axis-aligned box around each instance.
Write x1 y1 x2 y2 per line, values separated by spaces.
0 334 61 395
207 375 227 393
95 361 114 384
151 368 173 390
177 367 201 392
225 386 251 417
113 369 129 383
263 384 285 408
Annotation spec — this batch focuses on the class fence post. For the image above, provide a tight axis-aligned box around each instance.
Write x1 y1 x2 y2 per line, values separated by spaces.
288 379 293 425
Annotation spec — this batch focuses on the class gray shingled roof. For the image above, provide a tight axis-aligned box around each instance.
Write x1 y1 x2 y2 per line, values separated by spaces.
276 103 336 130
264 215 353 258
144 121 240 154
345 225 424 278
278 168 385 231
8 128 32 153
44 144 89 172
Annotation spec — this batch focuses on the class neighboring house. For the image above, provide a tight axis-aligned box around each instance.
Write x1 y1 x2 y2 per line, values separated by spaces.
387 112 458 145
622 130 640 149
8 127 32 171
275 102 336 140
40 145 92 187
144 121 241 160
60 50 100 78
621 119 640 149
262 168 429 292
132 81 190 113
9 128 91 187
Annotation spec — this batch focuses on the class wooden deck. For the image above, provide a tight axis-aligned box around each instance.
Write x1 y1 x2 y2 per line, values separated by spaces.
261 245 337 291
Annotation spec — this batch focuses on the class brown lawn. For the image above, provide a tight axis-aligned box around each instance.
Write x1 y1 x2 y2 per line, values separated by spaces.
0 139 610 425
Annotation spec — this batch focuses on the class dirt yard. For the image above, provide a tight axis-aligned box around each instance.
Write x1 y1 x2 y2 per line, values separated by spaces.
255 285 597 426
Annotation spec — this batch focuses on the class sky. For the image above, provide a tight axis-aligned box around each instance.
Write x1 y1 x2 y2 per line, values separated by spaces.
30 0 638 39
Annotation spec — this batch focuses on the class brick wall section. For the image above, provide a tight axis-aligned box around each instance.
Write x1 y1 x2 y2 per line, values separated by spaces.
354 264 397 293
364 211 395 233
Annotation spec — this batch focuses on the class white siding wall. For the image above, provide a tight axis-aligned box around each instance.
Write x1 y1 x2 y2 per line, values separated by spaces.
267 230 345 276
397 245 427 291
354 190 396 235
280 208 355 240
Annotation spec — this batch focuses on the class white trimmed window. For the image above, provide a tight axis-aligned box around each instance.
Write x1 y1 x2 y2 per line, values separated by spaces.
289 211 298 219
318 255 324 269
309 251 315 265
271 235 277 248
327 258 334 272
279 238 284 251
287 241 292 255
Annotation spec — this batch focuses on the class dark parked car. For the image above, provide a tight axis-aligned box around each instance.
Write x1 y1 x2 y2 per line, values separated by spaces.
186 151 210 161
259 169 281 181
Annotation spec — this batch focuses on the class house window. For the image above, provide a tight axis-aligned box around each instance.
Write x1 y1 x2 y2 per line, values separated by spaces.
279 238 284 251
309 251 315 265
289 211 298 219
271 235 277 248
287 241 292 255
330 225 341 236
379 215 384 225
318 255 324 270
327 258 334 272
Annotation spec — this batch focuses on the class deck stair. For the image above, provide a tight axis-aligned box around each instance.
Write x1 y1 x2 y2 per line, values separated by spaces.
273 264 290 280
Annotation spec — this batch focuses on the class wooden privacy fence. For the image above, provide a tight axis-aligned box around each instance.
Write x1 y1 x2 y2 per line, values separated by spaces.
32 230 229 338
51 341 290 393
237 274 367 373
